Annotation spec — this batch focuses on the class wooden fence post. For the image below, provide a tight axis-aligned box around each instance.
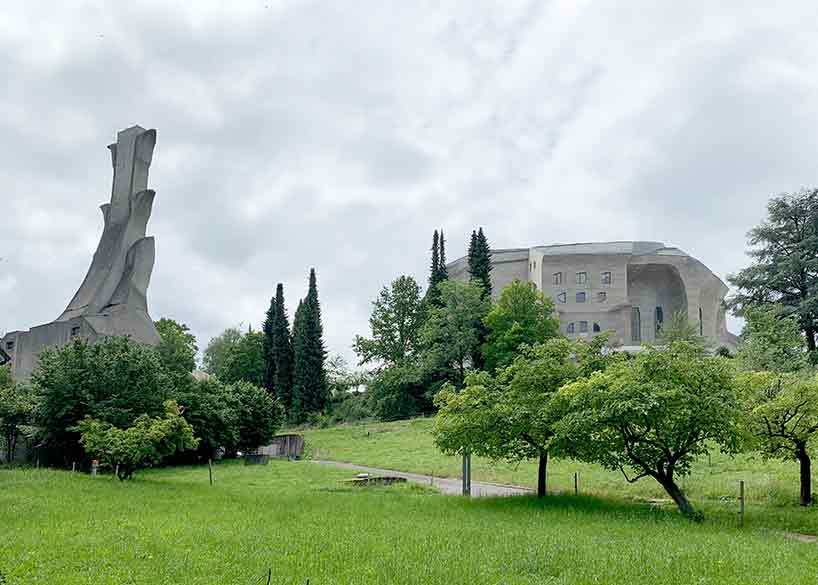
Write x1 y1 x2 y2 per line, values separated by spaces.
574 472 579 495
739 480 745 528
208 458 213 486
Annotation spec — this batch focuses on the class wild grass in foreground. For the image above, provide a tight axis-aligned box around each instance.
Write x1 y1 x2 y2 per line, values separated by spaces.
301 417 818 533
0 461 815 584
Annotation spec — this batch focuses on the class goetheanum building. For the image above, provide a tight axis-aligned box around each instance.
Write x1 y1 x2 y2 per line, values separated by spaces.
449 241 737 350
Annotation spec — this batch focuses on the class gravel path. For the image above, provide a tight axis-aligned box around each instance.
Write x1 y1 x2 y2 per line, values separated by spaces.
312 460 532 497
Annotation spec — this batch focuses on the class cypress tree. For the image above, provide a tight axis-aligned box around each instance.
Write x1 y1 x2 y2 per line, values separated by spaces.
468 227 493 298
292 268 329 421
438 230 448 280
426 230 442 306
262 294 277 391
271 283 294 411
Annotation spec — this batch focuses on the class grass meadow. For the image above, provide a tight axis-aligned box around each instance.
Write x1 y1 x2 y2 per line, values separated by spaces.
1 460 817 584
301 417 818 534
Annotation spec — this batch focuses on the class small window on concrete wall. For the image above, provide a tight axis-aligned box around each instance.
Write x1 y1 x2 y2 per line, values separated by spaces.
596 292 607 302
557 292 567 303
601 271 612 285
631 307 641 343
699 307 703 336
579 321 588 333
593 323 601 333
71 326 80 337
553 272 562 285
576 292 586 303
6 341 14 351
567 323 575 334
655 306 664 335
576 271 587 285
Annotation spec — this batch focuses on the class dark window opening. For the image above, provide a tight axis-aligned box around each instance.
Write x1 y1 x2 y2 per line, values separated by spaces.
567 322 575 334
596 291 607 302
553 272 562 285
576 292 586 303
579 321 588 333
699 307 703 336
593 323 601 333
70 326 81 337
631 307 641 343
6 341 14 351
601 271 612 285
557 292 567 303
576 271 587 285
655 306 664 335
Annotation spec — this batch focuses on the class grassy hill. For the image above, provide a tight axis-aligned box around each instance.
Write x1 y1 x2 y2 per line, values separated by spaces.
1 461 816 584
301 417 818 533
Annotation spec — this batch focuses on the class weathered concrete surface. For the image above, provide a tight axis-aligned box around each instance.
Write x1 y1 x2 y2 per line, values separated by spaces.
312 460 533 497
448 241 738 349
0 126 161 381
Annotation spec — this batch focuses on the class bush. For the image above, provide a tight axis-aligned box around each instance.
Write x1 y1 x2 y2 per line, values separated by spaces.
74 401 198 480
231 381 284 451
173 377 240 461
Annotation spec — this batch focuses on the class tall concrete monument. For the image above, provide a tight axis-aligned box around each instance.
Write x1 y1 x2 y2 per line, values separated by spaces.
0 125 161 380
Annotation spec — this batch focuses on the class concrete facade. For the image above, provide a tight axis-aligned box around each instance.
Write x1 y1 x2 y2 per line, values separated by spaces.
449 241 737 349
0 125 161 381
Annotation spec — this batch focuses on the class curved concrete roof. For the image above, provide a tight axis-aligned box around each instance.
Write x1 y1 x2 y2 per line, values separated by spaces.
530 241 688 256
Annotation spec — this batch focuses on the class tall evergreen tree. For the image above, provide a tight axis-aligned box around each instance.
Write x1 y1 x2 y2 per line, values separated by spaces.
426 230 443 306
438 230 448 280
292 269 329 421
468 227 493 299
262 294 277 391
271 283 294 410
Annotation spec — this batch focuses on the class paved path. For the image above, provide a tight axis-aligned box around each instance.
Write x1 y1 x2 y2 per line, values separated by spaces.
312 460 533 497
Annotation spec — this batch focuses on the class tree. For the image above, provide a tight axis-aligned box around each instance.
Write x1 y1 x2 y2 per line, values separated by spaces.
438 230 448 281
203 327 243 379
34 337 169 465
204 327 265 387
292 269 329 421
555 343 743 519
74 400 198 480
425 230 449 307
270 284 294 409
173 377 240 460
155 318 198 381
735 305 808 373
230 380 284 451
657 311 706 350
353 276 425 366
262 294 277 391
421 280 490 390
728 188 818 353
482 279 561 371
367 360 431 420
739 371 818 506
467 227 493 299
0 380 37 463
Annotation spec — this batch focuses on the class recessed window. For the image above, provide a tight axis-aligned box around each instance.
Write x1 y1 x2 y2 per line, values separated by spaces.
70 326 81 337
596 292 607 303
579 321 588 333
576 292 586 303
601 271 612 285
6 341 14 351
576 271 587 285
655 306 664 335
557 292 567 303
553 272 562 286
631 307 641 343
593 323 601 333
567 322 575 334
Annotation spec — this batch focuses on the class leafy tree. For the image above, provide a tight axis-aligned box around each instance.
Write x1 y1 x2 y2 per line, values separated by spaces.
735 305 808 373
203 327 243 379
739 371 818 506
555 343 742 519
0 365 12 388
173 378 240 460
421 280 490 389
292 269 329 421
74 400 198 480
155 318 198 381
482 279 561 371
271 284 294 409
34 337 169 465
230 380 284 451
367 360 430 420
353 275 425 366
467 227 492 299
262 294 277 391
657 311 706 350
728 188 818 352
0 380 37 463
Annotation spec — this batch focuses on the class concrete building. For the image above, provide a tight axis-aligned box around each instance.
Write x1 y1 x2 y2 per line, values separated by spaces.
448 241 737 349
0 125 161 381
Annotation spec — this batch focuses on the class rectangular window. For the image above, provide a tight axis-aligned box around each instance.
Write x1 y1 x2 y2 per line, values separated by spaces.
596 291 607 302
576 292 586 303
579 321 588 333
576 271 587 285
567 323 575 334
70 326 80 337
6 341 14 351
601 271 612 285
553 272 562 286
557 292 567 303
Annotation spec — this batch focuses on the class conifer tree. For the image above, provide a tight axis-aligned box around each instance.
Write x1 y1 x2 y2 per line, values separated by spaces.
438 230 448 280
271 283 294 411
292 269 329 421
468 227 493 299
262 295 277 391
426 230 442 306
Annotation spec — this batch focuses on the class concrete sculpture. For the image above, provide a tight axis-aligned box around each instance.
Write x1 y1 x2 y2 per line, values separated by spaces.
0 126 161 380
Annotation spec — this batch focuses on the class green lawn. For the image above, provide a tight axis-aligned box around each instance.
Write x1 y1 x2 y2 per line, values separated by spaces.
300 417 818 534
1 461 816 584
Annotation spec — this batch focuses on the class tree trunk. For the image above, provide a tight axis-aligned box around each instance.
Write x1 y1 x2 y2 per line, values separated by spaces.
537 450 548 499
805 325 816 353
659 476 700 520
796 442 812 506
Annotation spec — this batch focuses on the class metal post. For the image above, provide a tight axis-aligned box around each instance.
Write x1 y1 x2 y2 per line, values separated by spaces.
208 458 213 486
462 451 471 497
739 480 745 527
91 460 98 477
114 464 119 480
574 472 579 495
72 462 76 473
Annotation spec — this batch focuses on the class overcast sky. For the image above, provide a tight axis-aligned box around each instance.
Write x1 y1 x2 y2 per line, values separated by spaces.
2 1 817 365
